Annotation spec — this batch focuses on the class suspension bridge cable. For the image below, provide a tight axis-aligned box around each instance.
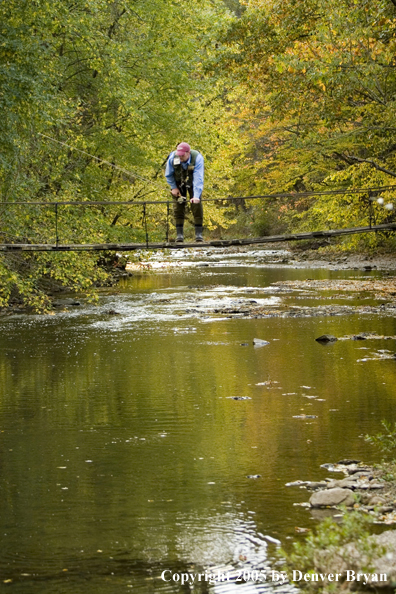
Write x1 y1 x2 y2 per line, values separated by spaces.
3 184 396 207
25 134 396 204
38 133 164 189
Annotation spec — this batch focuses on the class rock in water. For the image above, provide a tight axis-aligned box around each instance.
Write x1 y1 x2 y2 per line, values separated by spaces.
53 298 81 307
315 334 338 343
253 338 270 347
310 487 355 508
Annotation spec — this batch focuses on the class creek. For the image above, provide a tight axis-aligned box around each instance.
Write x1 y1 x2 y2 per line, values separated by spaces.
1 247 396 593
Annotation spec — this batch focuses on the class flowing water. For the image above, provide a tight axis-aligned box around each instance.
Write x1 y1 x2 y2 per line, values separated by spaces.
1 248 396 593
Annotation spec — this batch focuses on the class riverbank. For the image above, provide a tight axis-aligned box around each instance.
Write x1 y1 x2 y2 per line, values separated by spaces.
2 244 396 317
282 459 396 591
288 244 396 271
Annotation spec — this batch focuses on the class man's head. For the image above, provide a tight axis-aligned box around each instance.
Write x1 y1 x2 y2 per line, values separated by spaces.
175 142 191 162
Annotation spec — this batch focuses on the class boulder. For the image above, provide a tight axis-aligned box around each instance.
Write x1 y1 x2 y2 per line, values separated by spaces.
310 487 355 508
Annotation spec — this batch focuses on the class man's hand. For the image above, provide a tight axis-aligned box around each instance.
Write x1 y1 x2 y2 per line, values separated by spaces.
190 197 200 204
171 188 180 197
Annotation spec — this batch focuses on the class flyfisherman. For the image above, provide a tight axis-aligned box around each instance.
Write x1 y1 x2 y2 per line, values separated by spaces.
165 142 204 243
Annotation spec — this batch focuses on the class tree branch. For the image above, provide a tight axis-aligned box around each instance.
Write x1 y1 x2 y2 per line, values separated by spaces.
334 153 396 178
108 8 127 39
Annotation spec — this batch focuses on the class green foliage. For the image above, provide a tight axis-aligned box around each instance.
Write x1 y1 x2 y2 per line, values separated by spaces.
215 0 396 240
0 0 235 310
365 420 396 455
281 512 381 591
5 0 396 311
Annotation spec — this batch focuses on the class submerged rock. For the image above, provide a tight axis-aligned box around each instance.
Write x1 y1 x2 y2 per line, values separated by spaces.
53 298 81 307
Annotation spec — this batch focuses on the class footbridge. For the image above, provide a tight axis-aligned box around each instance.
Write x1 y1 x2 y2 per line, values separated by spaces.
1 190 395 252
0 222 395 252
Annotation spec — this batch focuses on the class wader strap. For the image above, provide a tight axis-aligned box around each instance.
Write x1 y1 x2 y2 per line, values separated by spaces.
173 150 200 194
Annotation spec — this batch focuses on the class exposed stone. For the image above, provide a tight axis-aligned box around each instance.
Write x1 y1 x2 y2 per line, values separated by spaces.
253 338 270 346
320 462 349 473
310 487 355 508
315 334 338 343
286 480 328 489
369 495 387 506
304 481 330 490
326 478 360 490
373 530 396 578
360 480 385 490
52 298 81 307
359 492 373 505
315 530 396 587
347 467 372 476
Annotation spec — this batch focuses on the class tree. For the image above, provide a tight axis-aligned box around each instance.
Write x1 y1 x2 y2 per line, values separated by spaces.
0 0 232 309
216 0 396 237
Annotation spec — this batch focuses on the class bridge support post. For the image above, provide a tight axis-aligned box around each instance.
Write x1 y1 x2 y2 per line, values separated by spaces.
368 195 377 229
142 203 149 248
55 202 59 248
166 201 170 243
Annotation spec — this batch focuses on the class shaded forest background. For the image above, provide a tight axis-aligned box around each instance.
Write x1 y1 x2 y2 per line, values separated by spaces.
2 0 396 309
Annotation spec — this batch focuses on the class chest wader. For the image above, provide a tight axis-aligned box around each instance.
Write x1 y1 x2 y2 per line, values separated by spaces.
172 150 204 243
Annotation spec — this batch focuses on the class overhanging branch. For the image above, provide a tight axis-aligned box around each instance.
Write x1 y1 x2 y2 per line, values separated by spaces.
334 153 396 178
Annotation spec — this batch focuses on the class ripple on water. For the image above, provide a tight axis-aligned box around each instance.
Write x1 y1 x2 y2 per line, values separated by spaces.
73 287 283 331
175 511 268 567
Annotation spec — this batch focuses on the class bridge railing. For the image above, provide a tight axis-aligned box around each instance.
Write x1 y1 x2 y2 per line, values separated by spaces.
0 186 395 249
0 196 261 247
0 199 177 248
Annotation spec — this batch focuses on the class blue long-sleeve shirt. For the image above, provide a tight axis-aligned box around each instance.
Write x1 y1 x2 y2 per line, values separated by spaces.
165 151 204 198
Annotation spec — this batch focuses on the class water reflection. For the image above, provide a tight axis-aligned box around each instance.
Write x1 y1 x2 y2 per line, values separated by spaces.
175 510 268 567
1 254 396 592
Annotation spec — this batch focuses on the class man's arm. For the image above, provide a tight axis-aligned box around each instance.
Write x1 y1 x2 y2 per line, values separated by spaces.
192 153 204 201
165 152 178 191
